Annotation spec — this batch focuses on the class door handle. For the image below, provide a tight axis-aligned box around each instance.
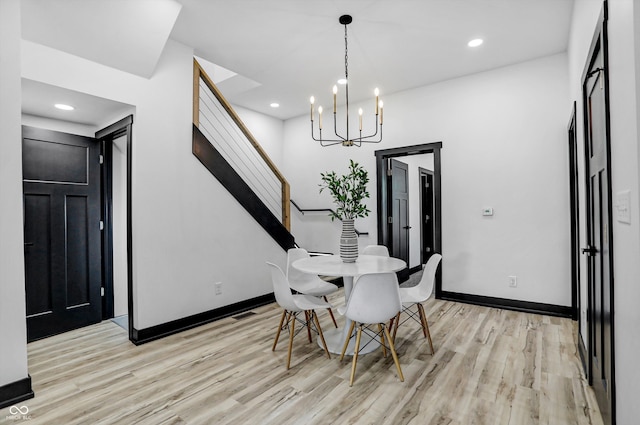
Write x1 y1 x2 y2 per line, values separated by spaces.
24 242 34 246
581 246 597 256
403 226 412 230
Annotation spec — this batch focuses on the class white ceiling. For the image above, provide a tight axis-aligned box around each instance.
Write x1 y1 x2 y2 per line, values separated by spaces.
20 0 575 125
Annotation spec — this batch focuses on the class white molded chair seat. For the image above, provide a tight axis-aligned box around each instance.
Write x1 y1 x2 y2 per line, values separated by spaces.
287 248 339 327
391 253 442 354
339 272 404 386
267 262 331 369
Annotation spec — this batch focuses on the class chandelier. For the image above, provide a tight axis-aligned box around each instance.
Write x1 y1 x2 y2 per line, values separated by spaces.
309 15 383 147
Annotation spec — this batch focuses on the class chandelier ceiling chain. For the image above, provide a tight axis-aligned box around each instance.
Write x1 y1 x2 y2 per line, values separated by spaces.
310 14 383 147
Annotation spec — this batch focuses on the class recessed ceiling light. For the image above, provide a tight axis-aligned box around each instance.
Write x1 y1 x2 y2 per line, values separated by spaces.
270 103 280 108
468 38 483 47
337 78 348 85
54 103 74 111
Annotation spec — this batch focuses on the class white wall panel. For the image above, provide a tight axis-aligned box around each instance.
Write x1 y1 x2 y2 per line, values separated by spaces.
283 53 571 306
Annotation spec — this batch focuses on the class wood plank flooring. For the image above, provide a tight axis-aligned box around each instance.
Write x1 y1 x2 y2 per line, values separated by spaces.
1 292 603 424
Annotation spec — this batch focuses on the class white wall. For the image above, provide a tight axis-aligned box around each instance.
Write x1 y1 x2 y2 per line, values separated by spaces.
233 104 285 169
607 2 640 420
0 0 29 388
21 113 96 137
20 39 286 330
283 53 571 306
112 135 129 317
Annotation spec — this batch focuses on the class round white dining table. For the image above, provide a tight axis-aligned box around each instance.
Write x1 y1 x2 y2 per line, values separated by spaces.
292 254 407 355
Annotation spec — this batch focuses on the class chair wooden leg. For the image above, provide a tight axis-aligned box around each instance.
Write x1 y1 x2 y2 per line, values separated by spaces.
384 324 404 382
340 321 356 361
349 325 363 386
419 304 434 354
392 312 401 342
378 324 387 358
417 303 428 338
304 311 312 343
313 311 331 359
286 313 296 369
273 309 287 351
324 296 338 328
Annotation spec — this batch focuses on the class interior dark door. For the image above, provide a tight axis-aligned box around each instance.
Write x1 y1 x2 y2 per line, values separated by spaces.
419 168 435 266
389 158 410 281
23 126 102 341
581 13 614 424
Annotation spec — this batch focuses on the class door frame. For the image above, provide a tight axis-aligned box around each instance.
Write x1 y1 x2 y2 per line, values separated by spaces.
419 167 435 266
375 142 442 295
96 115 134 342
567 101 580 322
580 3 615 423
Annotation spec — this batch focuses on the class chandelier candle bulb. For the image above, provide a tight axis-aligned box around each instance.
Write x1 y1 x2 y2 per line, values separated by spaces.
310 96 315 120
318 106 323 129
379 101 384 125
333 85 338 113
375 88 379 114
358 108 363 130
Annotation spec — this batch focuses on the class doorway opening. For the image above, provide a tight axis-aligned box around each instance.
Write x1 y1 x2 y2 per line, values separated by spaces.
419 167 435 267
374 142 442 294
97 115 134 341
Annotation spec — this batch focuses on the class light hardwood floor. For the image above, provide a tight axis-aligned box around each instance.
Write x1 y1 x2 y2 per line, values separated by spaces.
1 292 603 425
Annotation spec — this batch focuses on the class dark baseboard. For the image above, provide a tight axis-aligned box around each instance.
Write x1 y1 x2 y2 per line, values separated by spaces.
408 265 422 275
0 376 34 410
130 293 275 345
439 291 572 318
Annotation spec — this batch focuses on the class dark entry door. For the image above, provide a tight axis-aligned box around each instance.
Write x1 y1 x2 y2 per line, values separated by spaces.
581 11 614 424
23 126 102 341
419 168 435 266
389 158 410 281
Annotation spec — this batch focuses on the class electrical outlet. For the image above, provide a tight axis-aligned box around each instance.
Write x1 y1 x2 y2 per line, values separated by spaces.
214 282 222 295
508 276 517 288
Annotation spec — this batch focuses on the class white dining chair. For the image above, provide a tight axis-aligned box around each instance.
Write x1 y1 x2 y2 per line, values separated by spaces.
286 248 339 328
352 244 391 287
362 244 390 257
391 253 442 354
339 272 404 386
267 262 331 369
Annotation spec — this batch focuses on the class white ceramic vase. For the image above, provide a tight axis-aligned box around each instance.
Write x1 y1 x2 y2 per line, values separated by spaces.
339 219 358 263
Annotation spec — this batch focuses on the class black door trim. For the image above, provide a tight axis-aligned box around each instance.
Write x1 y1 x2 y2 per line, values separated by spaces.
567 101 580 322
96 115 134 343
375 142 442 295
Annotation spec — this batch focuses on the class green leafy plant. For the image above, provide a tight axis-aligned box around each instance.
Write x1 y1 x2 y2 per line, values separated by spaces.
319 159 371 221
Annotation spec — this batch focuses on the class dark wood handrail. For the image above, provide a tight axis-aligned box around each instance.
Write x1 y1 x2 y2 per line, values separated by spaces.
290 200 369 236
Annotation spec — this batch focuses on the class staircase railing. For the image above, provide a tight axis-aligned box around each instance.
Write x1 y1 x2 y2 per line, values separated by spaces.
192 59 290 231
290 200 369 236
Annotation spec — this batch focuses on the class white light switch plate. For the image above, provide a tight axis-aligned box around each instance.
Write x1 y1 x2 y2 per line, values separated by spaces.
616 190 631 224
